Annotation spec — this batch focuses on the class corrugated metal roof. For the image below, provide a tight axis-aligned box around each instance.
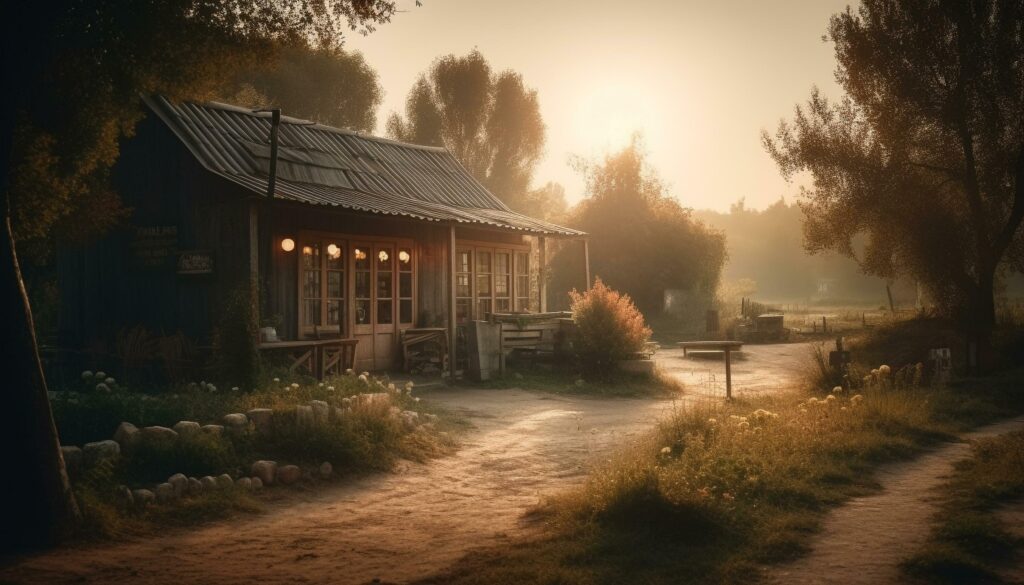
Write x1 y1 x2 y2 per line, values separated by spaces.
143 95 583 237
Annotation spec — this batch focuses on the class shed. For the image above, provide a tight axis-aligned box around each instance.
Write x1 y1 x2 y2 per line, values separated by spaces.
58 95 587 374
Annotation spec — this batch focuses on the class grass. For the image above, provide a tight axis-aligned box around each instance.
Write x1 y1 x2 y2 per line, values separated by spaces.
902 430 1024 584
472 363 684 398
56 372 464 539
417 355 1024 584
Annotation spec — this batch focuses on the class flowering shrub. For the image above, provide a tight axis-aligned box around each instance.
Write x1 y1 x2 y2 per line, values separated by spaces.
569 278 652 379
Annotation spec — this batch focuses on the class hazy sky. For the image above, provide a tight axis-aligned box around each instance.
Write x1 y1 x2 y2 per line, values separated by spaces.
346 0 855 212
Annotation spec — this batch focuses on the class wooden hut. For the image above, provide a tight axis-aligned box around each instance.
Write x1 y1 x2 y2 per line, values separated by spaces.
57 96 586 374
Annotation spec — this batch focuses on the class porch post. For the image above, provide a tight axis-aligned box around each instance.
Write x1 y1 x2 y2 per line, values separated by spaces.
448 224 457 377
583 237 591 290
539 236 547 312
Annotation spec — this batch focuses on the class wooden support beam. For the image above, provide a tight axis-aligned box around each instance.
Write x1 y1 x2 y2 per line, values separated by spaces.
448 224 458 378
539 236 547 312
583 238 591 290
725 348 733 400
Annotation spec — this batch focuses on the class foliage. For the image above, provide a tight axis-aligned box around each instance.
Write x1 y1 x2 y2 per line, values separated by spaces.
211 284 262 391
121 432 242 485
550 137 727 314
422 365 1024 585
386 50 547 213
569 279 652 379
763 0 1024 353
222 43 382 132
903 430 1024 584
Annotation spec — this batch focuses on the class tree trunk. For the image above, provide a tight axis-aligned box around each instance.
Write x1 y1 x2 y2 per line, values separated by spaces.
968 272 998 374
0 208 81 549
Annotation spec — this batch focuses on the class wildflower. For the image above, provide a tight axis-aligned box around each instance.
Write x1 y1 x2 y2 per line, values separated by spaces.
290 383 299 389
105 377 116 385
345 369 354 375
387 383 396 393
327 386 335 392
358 374 368 384
832 385 844 394
231 386 239 392
414 397 420 402
273 377 280 383
81 370 93 380
826 394 836 402
707 418 717 425
738 420 750 430
840 406 848 412
361 371 370 378
871 369 880 376
208 384 217 392
879 364 891 376
660 446 672 455
851 394 864 405
95 383 111 393
405 381 414 391
95 371 106 379
318 383 325 388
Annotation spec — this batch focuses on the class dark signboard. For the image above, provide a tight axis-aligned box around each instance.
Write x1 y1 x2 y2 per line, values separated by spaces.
129 225 178 268
177 250 214 275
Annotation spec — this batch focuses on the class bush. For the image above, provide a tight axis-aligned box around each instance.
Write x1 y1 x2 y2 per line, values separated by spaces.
211 283 261 391
570 278 652 379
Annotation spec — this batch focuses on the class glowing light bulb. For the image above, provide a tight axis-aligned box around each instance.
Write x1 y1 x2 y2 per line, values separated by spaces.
327 243 340 259
378 250 389 263
280 238 295 252
399 250 411 263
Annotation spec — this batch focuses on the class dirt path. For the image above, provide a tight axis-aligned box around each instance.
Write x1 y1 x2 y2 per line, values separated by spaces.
764 415 1024 585
657 341 813 398
0 343 811 585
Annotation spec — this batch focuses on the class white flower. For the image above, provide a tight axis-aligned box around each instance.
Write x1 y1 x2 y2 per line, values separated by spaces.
95 371 106 379
405 381 414 391
707 418 717 425
318 383 325 388
660 446 671 455
345 369 354 375
81 370 93 380
95 383 110 393
851 394 864 404
273 377 280 383
327 386 335 391
231 386 239 392
879 364 891 375
826 394 836 402
290 383 299 389
105 377 116 385
414 397 420 402
208 384 217 392
358 374 368 384
832 386 843 394
360 371 370 378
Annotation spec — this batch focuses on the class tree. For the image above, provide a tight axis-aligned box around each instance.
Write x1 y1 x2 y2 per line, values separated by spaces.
386 50 547 213
1 0 397 549
224 44 383 133
551 137 726 315
763 0 1024 369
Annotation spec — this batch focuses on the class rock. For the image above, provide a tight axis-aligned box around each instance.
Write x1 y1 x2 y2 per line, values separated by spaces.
132 488 155 508
141 426 178 443
247 408 274 434
251 460 277 485
61 446 83 478
200 476 218 491
154 482 176 503
275 464 301 485
117 485 134 510
187 477 203 495
201 424 224 436
168 473 188 496
318 461 333 479
216 473 233 489
172 421 201 438
250 477 263 491
236 477 252 490
83 440 120 467
113 422 140 448
295 405 314 429
222 413 248 429
400 410 420 430
310 400 330 425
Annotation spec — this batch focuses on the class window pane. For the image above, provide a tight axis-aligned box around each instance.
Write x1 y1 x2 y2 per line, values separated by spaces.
496 298 511 313
517 297 530 311
326 243 343 269
516 252 529 274
376 247 393 271
400 299 413 324
327 271 343 298
355 300 371 324
516 275 529 298
302 244 320 269
377 271 393 298
399 272 412 298
458 251 471 273
495 274 510 296
456 299 471 324
456 274 470 298
327 300 342 326
377 300 393 324
304 300 321 326
476 251 491 273
477 274 491 296
398 248 412 270
354 247 369 270
303 270 320 298
478 299 492 318
355 271 370 298
496 253 510 275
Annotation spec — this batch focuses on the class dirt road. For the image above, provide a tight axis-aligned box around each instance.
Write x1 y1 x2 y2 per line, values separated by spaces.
0 343 811 585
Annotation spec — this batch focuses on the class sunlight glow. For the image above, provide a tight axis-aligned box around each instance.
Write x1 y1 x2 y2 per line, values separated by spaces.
570 81 660 152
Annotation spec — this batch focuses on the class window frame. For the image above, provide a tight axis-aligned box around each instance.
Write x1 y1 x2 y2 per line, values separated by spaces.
455 240 532 322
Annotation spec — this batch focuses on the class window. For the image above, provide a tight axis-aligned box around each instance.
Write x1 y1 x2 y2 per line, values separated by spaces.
354 245 371 325
515 251 530 311
456 243 532 322
300 240 345 334
376 246 393 325
399 247 413 324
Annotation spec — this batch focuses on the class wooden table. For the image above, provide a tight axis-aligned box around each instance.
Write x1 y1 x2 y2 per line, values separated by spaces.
677 341 744 399
258 338 358 380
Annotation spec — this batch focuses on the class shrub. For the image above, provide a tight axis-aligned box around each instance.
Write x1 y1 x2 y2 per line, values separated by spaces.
569 278 652 379
211 283 261 391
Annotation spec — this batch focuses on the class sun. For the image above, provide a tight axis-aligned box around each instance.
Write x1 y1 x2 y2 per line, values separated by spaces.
571 81 660 152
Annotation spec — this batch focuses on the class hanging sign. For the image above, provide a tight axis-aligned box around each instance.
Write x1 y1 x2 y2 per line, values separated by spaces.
177 250 215 275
